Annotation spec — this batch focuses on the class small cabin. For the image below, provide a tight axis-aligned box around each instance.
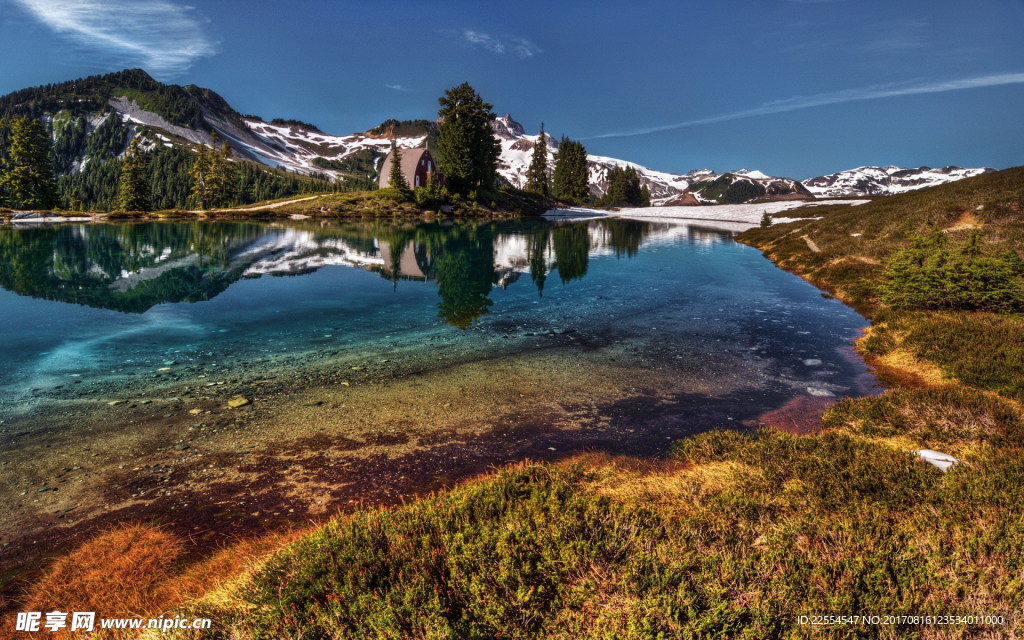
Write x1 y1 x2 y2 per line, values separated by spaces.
378 148 440 189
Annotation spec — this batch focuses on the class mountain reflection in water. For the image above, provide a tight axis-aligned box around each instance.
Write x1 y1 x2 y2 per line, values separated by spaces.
0 218 736 328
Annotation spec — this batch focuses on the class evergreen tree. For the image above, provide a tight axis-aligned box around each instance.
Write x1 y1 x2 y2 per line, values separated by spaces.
0 118 8 207
435 83 501 195
524 123 549 195
599 165 645 207
189 134 237 209
552 137 590 203
0 116 58 209
760 211 772 228
388 141 410 192
188 142 213 209
116 136 150 211
208 140 238 207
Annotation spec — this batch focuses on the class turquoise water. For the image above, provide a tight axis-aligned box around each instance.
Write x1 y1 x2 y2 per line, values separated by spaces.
0 217 875 422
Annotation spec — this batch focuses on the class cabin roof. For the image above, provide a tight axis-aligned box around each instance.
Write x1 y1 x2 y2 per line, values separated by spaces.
379 147 432 188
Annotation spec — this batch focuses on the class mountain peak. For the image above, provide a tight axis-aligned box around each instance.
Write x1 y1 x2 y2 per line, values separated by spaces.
802 165 994 197
493 114 526 140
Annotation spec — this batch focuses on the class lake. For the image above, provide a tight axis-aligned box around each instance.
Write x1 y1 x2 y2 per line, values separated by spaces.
0 216 877 562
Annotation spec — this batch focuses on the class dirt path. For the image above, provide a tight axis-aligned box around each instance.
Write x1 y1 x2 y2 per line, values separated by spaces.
801 235 822 253
944 210 983 232
218 195 321 212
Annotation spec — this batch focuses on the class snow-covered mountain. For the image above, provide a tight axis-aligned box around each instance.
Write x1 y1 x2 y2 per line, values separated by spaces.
1 69 993 207
489 115 812 205
251 110 991 203
801 165 994 198
114 95 427 182
183 109 812 205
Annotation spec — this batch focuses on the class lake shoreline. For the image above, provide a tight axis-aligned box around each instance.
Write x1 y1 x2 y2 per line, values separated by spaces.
1 331 853 606
0 214 878 612
0 188 558 224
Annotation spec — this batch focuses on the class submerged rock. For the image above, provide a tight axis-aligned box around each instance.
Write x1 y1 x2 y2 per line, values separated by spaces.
227 396 251 408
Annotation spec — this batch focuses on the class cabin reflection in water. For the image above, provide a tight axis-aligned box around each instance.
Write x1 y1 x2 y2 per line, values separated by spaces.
0 218 737 328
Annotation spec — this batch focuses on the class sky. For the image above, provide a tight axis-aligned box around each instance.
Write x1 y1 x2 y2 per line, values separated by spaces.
1 0 1023 179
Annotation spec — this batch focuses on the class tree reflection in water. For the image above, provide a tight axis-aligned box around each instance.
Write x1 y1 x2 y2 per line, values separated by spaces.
0 216 676 327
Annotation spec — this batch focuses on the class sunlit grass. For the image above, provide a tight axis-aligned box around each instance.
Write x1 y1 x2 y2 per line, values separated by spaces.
20 166 1024 638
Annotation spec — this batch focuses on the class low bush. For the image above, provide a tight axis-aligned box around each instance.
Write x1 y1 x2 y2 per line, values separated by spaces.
881 230 1024 312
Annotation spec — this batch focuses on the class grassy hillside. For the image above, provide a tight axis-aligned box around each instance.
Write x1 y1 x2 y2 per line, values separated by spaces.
743 167 1024 312
15 169 1024 638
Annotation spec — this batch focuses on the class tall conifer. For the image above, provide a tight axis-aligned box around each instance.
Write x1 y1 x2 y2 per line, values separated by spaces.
388 141 410 192
116 136 150 211
552 137 590 204
0 116 58 209
436 83 500 195
525 123 549 195
189 134 237 209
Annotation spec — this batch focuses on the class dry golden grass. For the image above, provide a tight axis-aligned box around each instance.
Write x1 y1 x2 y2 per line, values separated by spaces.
875 348 950 386
18 523 308 639
23 524 184 636
593 458 758 506
943 209 983 232
165 528 308 602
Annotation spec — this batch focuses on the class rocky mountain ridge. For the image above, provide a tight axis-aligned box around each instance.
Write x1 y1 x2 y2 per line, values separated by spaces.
801 165 995 198
0 69 994 205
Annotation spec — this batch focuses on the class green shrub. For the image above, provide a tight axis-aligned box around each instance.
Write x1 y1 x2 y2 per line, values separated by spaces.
880 230 1024 312
413 181 451 209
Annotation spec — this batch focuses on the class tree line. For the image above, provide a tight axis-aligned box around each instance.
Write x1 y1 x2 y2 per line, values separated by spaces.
3 82 598 213
0 115 332 212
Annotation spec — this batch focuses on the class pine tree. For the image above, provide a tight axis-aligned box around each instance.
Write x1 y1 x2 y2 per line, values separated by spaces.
599 165 645 207
189 134 237 209
435 83 501 195
388 141 410 192
525 123 549 195
188 143 213 209
116 136 150 211
0 116 58 209
0 118 8 208
760 211 772 228
552 137 589 204
208 140 238 207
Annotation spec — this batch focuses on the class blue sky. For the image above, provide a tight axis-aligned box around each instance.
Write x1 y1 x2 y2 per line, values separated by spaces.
1 0 1023 178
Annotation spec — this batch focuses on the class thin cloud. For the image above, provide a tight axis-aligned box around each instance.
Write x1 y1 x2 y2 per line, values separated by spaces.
585 72 1024 139
384 84 413 92
12 0 218 78
463 29 541 58
860 20 930 53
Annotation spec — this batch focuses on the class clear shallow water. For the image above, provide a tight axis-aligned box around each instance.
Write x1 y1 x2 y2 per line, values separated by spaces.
0 217 875 420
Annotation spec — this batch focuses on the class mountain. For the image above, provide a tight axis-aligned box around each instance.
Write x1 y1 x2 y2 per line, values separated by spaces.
0 69 342 210
490 115 812 205
801 165 995 198
0 70 816 207
0 69 994 209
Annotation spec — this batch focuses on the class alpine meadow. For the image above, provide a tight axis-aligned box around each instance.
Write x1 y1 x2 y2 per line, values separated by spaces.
1 2 1023 639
